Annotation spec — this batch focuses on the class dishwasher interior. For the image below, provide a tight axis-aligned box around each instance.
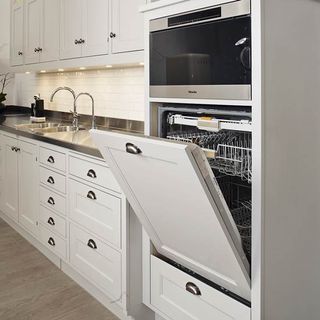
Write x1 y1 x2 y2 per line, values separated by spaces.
157 105 252 262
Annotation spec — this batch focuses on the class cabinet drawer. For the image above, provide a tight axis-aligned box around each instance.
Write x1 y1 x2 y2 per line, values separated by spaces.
69 224 122 300
39 224 67 260
39 205 66 238
151 256 250 320
40 166 66 194
69 179 121 248
40 147 66 172
40 186 66 216
69 155 121 193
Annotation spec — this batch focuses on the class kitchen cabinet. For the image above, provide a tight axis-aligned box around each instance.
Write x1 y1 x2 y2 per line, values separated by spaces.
110 0 144 54
18 139 39 236
10 0 24 66
2 135 19 221
24 0 59 64
60 0 109 59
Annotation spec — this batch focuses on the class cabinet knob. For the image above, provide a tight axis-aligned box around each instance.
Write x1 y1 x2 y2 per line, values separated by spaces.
87 190 97 200
48 237 55 247
47 176 55 184
79 38 85 44
87 169 97 179
38 47 42 52
18 51 23 56
75 39 79 45
34 48 39 52
47 156 55 164
110 32 116 39
87 239 97 250
47 217 55 226
185 282 201 296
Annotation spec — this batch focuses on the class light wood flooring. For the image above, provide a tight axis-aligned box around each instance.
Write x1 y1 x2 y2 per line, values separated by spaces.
0 218 120 320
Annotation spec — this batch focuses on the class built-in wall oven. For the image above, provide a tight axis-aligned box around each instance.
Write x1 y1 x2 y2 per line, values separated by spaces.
149 0 252 100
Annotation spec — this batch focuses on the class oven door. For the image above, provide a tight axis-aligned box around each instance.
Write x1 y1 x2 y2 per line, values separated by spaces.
91 130 251 301
150 11 251 100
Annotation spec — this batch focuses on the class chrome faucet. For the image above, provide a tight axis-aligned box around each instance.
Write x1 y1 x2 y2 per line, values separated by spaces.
50 87 79 130
75 93 96 129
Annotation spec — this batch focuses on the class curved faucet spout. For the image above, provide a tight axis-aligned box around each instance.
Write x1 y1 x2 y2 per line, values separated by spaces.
50 86 76 102
75 93 96 129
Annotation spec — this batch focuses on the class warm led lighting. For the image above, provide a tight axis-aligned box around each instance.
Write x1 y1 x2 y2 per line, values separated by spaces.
25 71 31 74
79 67 86 70
139 62 144 66
58 68 64 72
106 65 113 68
40 70 46 73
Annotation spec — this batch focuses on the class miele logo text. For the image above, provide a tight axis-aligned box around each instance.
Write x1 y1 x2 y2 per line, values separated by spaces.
188 90 198 94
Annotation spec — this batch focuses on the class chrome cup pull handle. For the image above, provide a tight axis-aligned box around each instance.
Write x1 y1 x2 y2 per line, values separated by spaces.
48 237 55 247
87 239 97 250
47 217 55 226
186 282 201 296
47 197 55 205
87 169 97 179
47 176 55 184
126 143 142 155
47 156 55 164
87 191 97 200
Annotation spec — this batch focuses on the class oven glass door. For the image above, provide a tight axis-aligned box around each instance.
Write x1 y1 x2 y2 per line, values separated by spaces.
91 129 251 301
150 15 251 100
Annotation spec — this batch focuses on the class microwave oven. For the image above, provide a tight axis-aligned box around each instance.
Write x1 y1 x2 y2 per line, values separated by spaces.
149 0 252 100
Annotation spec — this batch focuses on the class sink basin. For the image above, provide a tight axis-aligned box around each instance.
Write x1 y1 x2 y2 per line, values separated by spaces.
15 122 60 130
33 126 86 134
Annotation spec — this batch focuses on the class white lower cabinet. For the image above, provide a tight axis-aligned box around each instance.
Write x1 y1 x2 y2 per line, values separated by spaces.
39 205 66 238
69 223 122 300
69 178 121 248
151 256 251 320
40 185 66 216
39 223 67 259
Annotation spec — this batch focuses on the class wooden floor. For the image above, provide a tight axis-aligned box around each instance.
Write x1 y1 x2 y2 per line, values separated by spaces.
0 218 120 320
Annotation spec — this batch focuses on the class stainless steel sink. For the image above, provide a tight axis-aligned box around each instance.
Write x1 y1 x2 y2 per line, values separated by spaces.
33 126 86 134
15 122 60 130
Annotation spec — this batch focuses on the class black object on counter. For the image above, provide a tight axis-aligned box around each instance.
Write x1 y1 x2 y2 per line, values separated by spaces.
31 103 35 116
33 95 44 117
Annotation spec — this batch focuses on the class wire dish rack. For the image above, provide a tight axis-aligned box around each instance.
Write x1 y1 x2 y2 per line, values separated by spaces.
231 201 252 261
167 130 252 183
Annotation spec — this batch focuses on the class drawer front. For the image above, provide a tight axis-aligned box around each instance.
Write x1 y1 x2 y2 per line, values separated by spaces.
40 147 66 173
39 205 66 238
40 166 66 194
39 224 67 260
69 155 121 193
69 179 121 248
69 224 121 300
151 256 251 320
40 186 66 216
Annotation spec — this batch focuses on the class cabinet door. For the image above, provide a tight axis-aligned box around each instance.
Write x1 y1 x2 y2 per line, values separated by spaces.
24 0 41 64
40 0 60 62
10 0 24 66
19 140 39 236
82 0 109 57
110 0 144 54
2 136 19 222
60 0 82 59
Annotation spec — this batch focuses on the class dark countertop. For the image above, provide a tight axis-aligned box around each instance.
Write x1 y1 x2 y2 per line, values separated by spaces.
0 107 144 158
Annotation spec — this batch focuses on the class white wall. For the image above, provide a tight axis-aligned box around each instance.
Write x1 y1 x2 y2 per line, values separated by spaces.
0 0 14 104
15 67 145 121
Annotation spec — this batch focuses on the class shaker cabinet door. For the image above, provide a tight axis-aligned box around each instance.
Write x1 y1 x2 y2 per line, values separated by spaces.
10 0 24 66
110 0 144 54
91 130 251 301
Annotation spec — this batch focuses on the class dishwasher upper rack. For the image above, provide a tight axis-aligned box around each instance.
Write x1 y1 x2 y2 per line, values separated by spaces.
167 130 252 183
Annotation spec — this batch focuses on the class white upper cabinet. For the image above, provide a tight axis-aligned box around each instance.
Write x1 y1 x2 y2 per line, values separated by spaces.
110 0 144 54
60 0 82 60
40 0 60 62
24 0 41 64
10 0 24 66
24 0 59 64
82 0 109 57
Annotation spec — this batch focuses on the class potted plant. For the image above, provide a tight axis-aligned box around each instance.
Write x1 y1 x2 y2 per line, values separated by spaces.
0 73 13 111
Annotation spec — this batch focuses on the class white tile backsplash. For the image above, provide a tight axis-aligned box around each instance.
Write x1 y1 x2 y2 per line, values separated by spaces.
14 67 145 121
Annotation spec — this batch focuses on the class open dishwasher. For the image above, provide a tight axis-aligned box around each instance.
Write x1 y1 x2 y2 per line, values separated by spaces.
91 104 253 306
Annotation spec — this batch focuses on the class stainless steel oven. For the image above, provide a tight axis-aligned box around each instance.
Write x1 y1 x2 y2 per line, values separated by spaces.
149 0 252 100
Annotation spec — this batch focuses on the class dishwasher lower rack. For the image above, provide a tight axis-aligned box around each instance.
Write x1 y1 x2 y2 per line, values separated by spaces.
231 202 252 261
167 130 252 183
